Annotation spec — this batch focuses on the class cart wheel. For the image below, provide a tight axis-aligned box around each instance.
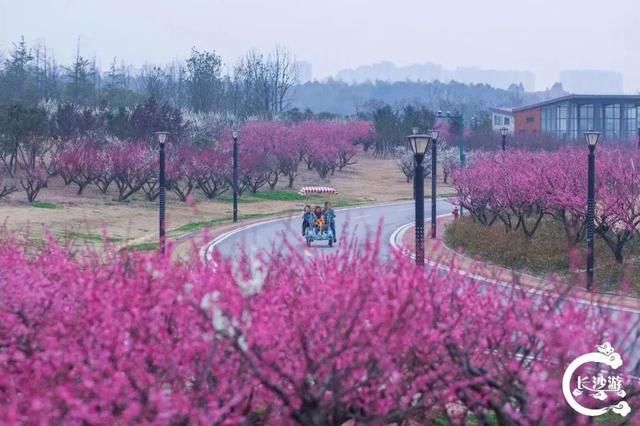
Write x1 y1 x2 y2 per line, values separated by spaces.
328 239 333 248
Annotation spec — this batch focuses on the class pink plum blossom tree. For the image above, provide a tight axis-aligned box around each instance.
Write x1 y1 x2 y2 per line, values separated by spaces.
1 233 637 424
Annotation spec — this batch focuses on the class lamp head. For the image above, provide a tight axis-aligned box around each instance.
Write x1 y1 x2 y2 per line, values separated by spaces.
232 129 239 140
584 131 600 147
500 126 509 137
155 131 169 145
412 126 419 135
407 134 431 156
429 129 439 142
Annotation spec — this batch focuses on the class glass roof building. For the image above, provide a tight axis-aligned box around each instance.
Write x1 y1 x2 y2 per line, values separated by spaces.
512 95 640 140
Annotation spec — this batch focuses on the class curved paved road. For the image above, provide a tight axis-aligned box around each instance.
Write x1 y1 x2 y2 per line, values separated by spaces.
204 199 640 376
205 199 452 262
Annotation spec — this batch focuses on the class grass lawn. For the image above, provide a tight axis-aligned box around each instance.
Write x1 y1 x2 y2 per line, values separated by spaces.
250 190 307 201
124 241 159 252
32 201 57 209
445 216 640 295
61 231 124 243
169 210 298 234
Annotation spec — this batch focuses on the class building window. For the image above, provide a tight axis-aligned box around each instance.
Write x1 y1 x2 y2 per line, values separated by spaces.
494 115 502 126
527 116 535 123
504 117 510 125
556 104 568 138
570 104 578 139
605 104 621 139
541 105 555 134
623 104 637 139
579 104 594 132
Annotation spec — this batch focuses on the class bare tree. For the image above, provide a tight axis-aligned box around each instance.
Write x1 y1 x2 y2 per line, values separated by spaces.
231 48 298 118
232 50 271 118
269 47 298 113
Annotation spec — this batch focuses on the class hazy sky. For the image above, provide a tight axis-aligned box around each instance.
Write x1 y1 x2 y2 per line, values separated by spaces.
1 0 639 92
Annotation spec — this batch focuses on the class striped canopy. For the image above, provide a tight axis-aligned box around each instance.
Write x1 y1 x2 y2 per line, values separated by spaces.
298 186 338 196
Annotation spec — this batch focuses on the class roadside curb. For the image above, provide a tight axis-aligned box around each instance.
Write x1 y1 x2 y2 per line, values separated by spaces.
390 216 640 313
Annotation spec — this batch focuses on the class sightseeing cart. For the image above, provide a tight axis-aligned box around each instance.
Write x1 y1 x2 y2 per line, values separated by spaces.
299 186 337 248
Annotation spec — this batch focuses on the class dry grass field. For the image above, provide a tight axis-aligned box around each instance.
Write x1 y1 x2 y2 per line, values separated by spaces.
0 150 455 249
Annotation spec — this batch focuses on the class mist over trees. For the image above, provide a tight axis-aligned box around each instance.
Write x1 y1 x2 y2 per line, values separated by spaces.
0 37 564 121
0 38 300 120
0 35 571 179
292 79 532 116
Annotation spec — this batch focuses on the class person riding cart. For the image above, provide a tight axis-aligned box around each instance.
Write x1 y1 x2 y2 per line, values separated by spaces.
322 201 337 243
298 186 338 248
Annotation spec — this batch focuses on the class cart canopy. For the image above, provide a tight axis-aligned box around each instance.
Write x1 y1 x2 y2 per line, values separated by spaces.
298 186 338 196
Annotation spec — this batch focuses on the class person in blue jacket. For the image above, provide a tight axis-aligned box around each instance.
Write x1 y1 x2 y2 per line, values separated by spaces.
322 201 336 243
302 204 312 236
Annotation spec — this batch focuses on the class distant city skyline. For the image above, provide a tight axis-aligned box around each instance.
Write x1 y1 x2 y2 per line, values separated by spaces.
332 61 630 95
559 70 624 95
335 61 536 91
1 0 638 93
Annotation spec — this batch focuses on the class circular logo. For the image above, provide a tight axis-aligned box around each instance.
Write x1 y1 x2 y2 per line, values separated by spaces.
562 342 631 417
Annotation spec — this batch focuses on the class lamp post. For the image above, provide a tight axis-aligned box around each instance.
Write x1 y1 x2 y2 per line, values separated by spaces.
500 126 509 151
584 131 600 290
407 133 432 266
429 129 439 239
637 127 640 149
411 127 419 200
155 131 169 255
232 129 239 223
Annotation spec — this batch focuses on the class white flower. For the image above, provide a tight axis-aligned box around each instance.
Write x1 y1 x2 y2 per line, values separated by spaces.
237 335 249 352
200 291 221 311
233 258 267 297
212 307 232 335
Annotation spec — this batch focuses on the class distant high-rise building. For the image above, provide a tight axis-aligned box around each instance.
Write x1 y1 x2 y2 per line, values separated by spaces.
336 61 442 84
334 62 534 91
295 61 313 83
559 70 623 94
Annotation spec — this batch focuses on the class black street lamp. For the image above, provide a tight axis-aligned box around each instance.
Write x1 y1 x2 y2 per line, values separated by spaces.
429 129 439 239
500 126 509 151
584 131 600 290
232 129 239 223
407 132 432 266
411 127 419 200
155 131 170 255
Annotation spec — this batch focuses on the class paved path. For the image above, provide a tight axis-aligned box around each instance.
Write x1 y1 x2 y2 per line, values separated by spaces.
203 199 453 263
202 200 640 376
